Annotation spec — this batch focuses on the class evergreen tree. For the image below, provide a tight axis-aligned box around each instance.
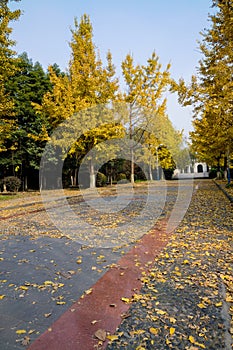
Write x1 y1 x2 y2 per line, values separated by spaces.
2 53 52 188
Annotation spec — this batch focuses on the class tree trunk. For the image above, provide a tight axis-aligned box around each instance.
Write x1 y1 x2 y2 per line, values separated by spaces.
74 168 78 186
130 147 134 185
148 161 153 181
24 176 28 191
224 156 228 180
90 158 96 188
129 105 135 185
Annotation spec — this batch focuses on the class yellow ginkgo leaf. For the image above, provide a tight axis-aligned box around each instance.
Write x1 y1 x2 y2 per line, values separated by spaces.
19 286 28 290
155 308 166 315
121 297 131 303
183 259 190 264
0 295 5 300
149 327 159 335
16 329 27 335
170 327 175 335
106 334 119 341
215 301 222 307
189 335 195 343
226 296 233 302
170 317 176 323
132 329 145 335
197 303 206 309
43 281 54 285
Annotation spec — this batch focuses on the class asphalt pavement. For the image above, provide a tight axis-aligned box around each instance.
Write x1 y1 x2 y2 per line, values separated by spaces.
0 180 232 350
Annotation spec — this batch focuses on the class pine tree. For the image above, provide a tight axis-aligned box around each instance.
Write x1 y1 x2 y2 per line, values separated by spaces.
3 53 52 188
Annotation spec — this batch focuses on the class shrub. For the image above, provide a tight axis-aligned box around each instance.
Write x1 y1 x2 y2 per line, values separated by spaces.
208 168 217 179
226 182 233 188
2 176 21 192
117 173 127 181
96 172 107 187
163 168 174 180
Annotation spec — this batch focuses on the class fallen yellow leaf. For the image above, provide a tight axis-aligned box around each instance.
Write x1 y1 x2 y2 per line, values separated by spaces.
170 327 175 335
226 296 233 302
197 303 206 309
189 335 195 344
155 308 167 315
44 281 54 285
149 327 159 335
16 329 27 335
19 286 28 291
121 297 131 303
106 334 119 341
85 288 93 295
183 259 190 264
215 301 222 307
131 329 145 335
170 317 176 323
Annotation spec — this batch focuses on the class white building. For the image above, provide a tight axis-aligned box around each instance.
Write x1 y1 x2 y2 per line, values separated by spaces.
173 162 209 179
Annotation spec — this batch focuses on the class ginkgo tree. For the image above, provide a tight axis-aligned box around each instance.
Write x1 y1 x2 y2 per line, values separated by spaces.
137 112 183 180
172 0 233 181
35 15 121 188
0 0 21 152
121 52 178 182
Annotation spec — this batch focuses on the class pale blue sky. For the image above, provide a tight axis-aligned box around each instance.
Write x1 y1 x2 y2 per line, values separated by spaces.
10 0 213 135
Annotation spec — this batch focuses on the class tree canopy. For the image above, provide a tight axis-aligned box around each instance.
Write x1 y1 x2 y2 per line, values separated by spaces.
0 6 187 189
0 0 21 152
173 0 233 171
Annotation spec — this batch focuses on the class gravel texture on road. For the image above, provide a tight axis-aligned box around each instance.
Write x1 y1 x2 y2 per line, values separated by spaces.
106 180 233 350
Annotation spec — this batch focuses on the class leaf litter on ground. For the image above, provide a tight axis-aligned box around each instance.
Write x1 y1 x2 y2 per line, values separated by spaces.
106 180 233 349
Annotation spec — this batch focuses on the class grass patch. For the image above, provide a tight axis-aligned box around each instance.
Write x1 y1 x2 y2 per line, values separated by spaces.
0 193 19 201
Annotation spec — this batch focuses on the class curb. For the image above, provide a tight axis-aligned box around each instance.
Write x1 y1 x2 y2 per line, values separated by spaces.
213 179 233 203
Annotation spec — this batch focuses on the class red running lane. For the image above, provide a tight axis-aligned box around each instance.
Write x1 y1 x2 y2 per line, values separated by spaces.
28 219 171 350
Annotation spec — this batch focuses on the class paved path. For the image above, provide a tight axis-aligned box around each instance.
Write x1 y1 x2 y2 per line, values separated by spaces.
0 180 232 349
106 180 233 350
0 182 178 349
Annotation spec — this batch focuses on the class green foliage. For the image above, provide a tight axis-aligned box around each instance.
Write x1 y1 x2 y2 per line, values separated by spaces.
96 172 107 187
1 176 21 192
1 52 52 186
208 168 218 179
117 173 127 181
